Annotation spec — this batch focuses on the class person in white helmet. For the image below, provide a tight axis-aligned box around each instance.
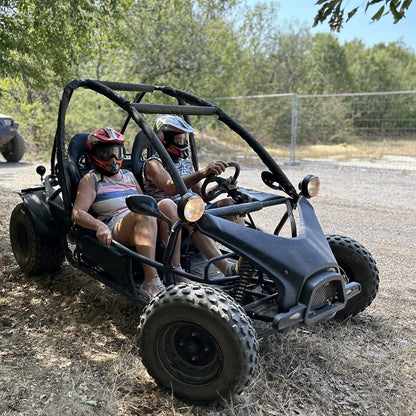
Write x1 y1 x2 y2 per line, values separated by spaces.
142 115 239 276
72 127 183 298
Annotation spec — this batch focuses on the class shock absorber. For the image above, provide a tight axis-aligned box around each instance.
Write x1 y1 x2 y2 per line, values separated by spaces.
233 257 255 304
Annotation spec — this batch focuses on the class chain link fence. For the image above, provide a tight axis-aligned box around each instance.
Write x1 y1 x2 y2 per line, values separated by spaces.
200 91 416 172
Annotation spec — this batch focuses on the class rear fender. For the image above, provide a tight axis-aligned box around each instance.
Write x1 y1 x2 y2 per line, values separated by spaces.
19 191 60 238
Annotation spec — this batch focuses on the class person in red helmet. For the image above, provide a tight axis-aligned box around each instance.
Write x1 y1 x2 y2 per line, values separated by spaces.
85 126 126 175
72 127 182 298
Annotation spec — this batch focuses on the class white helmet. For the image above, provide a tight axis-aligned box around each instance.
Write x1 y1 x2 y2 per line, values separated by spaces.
154 115 194 159
154 115 194 134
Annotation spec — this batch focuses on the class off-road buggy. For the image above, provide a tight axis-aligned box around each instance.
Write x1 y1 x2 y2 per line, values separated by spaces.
0 113 25 162
9 79 379 402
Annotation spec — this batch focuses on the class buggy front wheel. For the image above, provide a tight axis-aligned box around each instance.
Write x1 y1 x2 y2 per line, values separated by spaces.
326 234 379 320
138 283 258 402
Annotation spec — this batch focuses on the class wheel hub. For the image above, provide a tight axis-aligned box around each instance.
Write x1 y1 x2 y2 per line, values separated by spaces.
158 322 223 385
175 326 216 366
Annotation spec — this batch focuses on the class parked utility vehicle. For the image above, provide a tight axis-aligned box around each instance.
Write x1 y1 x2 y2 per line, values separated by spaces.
9 80 379 402
0 113 25 162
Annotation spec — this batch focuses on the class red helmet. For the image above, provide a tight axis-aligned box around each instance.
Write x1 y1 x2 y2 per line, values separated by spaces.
87 127 125 174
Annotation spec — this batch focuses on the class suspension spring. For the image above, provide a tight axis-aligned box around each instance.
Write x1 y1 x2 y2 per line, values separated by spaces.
233 258 255 304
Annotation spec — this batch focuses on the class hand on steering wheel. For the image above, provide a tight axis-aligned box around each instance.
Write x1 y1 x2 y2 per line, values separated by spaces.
200 161 240 202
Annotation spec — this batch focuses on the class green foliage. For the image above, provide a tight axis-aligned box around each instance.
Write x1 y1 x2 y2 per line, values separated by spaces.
0 0 415 155
345 41 416 91
297 95 355 144
110 0 243 96
304 33 353 94
314 0 413 31
0 0 120 89
0 78 61 157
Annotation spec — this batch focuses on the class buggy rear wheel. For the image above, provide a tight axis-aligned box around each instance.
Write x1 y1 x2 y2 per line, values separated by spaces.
138 283 258 402
9 203 64 274
326 234 379 320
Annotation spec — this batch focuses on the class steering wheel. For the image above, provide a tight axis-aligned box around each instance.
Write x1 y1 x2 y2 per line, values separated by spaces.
200 161 240 202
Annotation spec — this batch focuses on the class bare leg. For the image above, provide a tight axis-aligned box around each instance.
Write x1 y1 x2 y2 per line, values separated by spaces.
188 226 230 273
187 197 242 274
112 212 159 282
157 198 181 268
217 197 245 225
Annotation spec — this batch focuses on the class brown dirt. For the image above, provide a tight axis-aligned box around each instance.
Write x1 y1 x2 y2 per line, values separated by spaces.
0 159 415 415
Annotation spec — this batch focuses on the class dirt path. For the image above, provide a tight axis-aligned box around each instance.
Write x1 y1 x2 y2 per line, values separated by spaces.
0 160 44 191
0 160 415 415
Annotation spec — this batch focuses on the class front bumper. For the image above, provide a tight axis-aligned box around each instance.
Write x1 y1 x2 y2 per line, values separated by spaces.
272 271 361 332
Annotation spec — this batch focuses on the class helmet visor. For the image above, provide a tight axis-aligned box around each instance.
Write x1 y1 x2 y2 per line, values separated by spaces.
164 131 188 145
163 131 190 158
94 144 125 161
173 133 187 146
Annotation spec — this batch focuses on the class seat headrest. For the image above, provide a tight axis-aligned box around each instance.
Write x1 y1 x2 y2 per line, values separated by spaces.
131 130 155 188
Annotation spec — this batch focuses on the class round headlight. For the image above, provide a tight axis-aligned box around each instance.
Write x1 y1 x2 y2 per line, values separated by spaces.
299 175 320 198
178 193 205 222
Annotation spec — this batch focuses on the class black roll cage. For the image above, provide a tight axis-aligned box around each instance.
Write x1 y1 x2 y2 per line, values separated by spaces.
41 78 354 322
52 79 299 220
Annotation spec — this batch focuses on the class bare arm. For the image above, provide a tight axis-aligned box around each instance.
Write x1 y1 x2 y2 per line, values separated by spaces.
145 159 228 196
71 173 112 246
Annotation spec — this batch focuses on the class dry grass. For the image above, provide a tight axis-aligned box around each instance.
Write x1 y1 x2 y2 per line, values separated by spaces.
2 257 413 416
295 139 416 161
244 317 414 416
195 129 416 164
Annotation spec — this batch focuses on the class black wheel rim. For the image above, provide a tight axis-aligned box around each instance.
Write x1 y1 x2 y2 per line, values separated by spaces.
157 321 223 385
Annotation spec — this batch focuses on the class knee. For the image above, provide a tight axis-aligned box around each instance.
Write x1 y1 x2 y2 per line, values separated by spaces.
217 198 234 208
158 198 178 217
133 213 157 229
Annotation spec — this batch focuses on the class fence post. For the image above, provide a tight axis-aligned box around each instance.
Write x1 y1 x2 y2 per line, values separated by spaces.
199 115 207 157
289 93 299 165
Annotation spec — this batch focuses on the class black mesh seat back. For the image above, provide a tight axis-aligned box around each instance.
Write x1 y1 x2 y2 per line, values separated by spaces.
131 130 155 190
65 133 92 203
68 133 92 175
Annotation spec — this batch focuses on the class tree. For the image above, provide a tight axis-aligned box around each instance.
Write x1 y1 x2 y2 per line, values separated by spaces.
0 0 118 89
313 0 413 31
0 0 244 152
345 41 416 91
109 0 242 97
304 33 352 94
